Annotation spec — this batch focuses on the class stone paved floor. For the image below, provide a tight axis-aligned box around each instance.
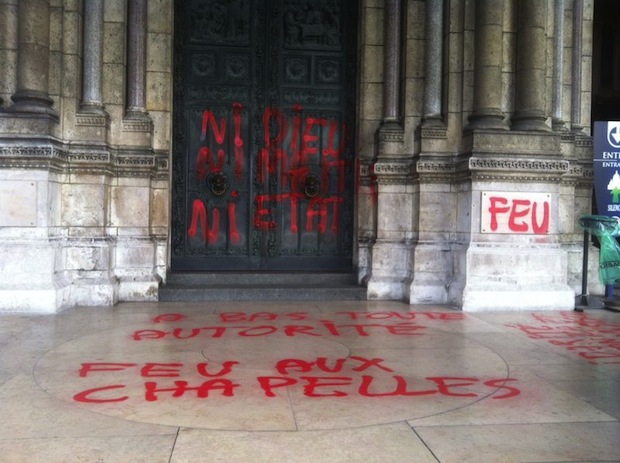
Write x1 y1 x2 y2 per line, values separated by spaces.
0 301 619 463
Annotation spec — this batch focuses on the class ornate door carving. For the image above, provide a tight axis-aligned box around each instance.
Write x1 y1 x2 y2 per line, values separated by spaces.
172 0 357 271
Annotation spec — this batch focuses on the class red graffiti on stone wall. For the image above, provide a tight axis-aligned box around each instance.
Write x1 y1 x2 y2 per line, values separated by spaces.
188 103 350 244
507 312 620 364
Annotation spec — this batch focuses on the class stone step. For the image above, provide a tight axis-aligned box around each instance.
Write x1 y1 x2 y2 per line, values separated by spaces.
159 272 367 302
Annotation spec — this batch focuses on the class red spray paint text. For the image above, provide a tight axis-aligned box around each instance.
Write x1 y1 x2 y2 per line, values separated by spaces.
189 103 350 244
507 312 620 364
73 357 520 403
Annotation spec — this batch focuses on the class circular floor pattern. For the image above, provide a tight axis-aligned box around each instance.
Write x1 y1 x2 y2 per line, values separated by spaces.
33 311 512 431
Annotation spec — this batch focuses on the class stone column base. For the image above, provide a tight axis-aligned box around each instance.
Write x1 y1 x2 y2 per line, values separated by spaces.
71 278 119 307
409 243 452 304
367 240 413 300
462 284 574 311
118 277 160 302
0 284 71 314
461 246 575 311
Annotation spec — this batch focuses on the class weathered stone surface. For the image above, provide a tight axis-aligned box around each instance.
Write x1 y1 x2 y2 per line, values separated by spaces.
0 0 599 313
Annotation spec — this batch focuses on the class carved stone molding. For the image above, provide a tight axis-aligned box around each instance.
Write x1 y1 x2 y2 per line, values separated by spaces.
419 126 448 140
121 117 153 133
374 162 414 175
378 130 404 143
467 157 570 182
563 162 594 187
0 144 68 171
416 157 470 182
0 142 173 179
68 151 110 163
0 145 67 159
469 157 569 173
374 161 414 184
76 112 110 127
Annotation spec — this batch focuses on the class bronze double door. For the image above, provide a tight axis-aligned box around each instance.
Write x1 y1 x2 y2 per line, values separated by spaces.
171 0 357 271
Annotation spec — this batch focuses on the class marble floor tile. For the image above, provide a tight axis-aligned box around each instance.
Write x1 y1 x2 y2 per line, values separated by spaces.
0 302 618 462
0 374 177 439
414 421 620 463
171 423 437 463
408 366 616 427
0 435 177 463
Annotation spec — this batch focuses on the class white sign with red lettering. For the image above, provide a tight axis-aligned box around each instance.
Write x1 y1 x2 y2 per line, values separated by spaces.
481 191 551 234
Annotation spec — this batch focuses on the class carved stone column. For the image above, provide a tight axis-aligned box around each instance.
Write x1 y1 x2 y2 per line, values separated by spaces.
422 0 444 126
376 0 404 152
369 0 414 301
122 0 152 144
466 0 507 131
81 0 106 115
512 0 551 132
125 0 148 119
571 0 584 132
382 0 402 127
9 0 56 116
552 0 567 130
0 0 18 110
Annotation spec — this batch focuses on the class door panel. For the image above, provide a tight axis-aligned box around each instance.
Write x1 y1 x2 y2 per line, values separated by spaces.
172 0 357 271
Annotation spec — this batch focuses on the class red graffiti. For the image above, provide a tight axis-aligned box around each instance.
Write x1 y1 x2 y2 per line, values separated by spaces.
216 311 465 322
487 195 550 234
219 312 309 322
256 374 520 399
72 358 520 403
507 312 620 364
131 321 426 341
189 102 350 244
153 313 186 323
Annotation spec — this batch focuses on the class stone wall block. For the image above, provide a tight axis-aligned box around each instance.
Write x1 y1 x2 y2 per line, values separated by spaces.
103 63 125 106
147 32 170 72
110 185 150 228
104 0 126 23
114 242 154 269
150 111 171 151
376 190 413 235
147 0 172 34
49 6 64 52
150 185 168 229
65 243 110 271
361 46 383 83
0 179 38 227
146 71 170 112
48 50 61 98
418 191 457 234
104 21 125 65
61 9 80 55
407 2 424 39
62 0 79 10
0 3 18 49
359 83 382 122
60 52 79 99
46 176 62 229
362 6 383 46
0 243 56 285
61 182 106 228
0 49 17 102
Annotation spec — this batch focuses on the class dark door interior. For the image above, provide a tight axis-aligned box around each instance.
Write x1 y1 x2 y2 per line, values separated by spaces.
171 0 357 271
592 0 620 124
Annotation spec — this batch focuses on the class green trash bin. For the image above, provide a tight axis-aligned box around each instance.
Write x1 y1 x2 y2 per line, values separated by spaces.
578 215 620 285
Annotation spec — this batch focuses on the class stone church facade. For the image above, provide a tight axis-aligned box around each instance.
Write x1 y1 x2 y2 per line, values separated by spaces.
0 0 609 313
